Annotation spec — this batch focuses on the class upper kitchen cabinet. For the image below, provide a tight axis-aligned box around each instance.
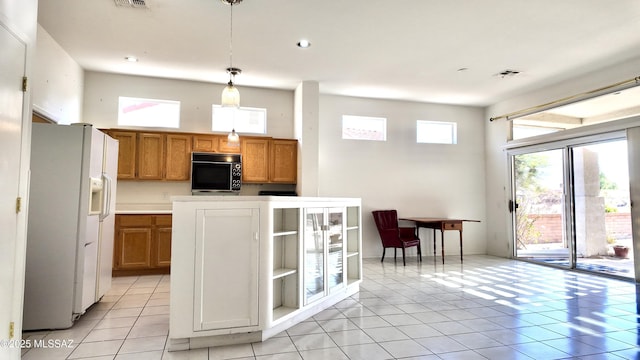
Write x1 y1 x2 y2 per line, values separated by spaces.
138 132 165 180
241 138 270 183
106 129 192 181
192 134 240 154
242 138 298 184
165 134 192 181
270 139 297 184
106 129 295 184
107 130 137 179
192 135 218 152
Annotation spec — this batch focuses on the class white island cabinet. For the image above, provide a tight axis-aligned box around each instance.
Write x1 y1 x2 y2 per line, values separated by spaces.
169 196 362 351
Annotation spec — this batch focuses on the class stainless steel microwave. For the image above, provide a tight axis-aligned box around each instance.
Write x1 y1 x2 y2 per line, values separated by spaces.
191 152 242 193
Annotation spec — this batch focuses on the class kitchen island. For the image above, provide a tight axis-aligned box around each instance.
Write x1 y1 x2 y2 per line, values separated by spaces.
168 196 362 351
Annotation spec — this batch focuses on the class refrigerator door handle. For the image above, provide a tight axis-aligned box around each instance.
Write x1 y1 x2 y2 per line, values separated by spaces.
100 173 112 221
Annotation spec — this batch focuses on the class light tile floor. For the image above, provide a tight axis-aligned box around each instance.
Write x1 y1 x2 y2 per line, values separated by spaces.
22 255 640 359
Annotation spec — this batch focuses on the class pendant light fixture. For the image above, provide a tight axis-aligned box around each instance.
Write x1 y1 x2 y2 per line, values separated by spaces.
221 0 242 108
220 0 242 145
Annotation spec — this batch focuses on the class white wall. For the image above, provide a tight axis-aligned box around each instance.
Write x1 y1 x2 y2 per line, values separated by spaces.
83 71 294 137
318 95 487 259
484 55 640 258
80 72 489 259
32 25 84 124
82 72 297 205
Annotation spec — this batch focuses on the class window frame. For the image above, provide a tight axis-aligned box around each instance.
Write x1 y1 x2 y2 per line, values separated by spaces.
117 96 181 129
416 120 458 144
341 115 387 141
211 105 267 134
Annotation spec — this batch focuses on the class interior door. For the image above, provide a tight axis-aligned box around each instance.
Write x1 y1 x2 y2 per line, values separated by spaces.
0 23 27 343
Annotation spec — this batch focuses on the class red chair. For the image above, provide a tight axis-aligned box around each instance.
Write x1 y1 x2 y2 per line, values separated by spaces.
372 210 422 266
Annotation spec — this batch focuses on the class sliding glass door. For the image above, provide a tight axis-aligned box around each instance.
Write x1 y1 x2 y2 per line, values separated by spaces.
511 136 634 279
513 149 569 266
572 140 633 278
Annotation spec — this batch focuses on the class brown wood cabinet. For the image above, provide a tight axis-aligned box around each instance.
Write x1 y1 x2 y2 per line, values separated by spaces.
113 214 172 276
242 138 298 184
105 130 192 181
192 134 218 152
165 134 192 180
106 128 296 184
270 139 297 183
192 134 240 154
241 138 270 183
107 130 137 179
138 133 165 180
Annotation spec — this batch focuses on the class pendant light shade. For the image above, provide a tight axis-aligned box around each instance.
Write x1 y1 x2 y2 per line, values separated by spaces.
221 83 240 107
221 68 241 107
227 128 240 144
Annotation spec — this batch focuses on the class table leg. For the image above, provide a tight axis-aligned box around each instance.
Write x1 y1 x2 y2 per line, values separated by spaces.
432 229 436 258
440 229 445 264
459 230 463 262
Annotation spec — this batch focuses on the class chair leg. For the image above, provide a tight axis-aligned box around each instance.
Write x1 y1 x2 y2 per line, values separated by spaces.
394 248 397 262
418 243 422 262
402 247 406 266
381 248 386 262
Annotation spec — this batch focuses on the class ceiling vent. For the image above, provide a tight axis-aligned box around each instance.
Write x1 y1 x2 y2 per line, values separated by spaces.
114 0 148 8
495 69 521 78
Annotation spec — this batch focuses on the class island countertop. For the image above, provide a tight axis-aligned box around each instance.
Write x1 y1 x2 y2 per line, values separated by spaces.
171 195 361 203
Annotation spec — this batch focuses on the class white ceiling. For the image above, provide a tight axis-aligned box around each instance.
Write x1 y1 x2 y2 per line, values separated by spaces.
37 0 640 107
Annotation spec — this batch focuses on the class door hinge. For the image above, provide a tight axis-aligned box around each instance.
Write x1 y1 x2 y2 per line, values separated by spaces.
22 77 28 92
9 321 14 338
16 197 22 213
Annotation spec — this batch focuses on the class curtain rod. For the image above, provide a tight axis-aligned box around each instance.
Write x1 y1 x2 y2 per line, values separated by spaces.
488 76 640 122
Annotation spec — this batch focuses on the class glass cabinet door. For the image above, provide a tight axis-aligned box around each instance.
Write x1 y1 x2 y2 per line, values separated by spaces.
304 208 325 304
327 208 344 293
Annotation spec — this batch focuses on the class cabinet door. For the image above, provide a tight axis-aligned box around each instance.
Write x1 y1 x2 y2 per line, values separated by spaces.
154 215 172 268
138 133 165 180
193 208 260 330
327 208 345 293
303 208 325 305
241 138 269 183
115 228 152 270
165 134 192 181
155 226 172 268
218 135 241 154
270 139 297 183
109 131 137 179
192 135 218 152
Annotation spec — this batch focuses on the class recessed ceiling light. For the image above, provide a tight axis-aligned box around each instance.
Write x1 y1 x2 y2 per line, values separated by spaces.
124 56 138 62
297 39 311 48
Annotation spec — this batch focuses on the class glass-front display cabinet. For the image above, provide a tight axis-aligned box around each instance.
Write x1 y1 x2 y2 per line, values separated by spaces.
303 207 345 305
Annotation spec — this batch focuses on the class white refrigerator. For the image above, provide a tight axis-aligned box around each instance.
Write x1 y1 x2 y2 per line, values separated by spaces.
24 123 118 330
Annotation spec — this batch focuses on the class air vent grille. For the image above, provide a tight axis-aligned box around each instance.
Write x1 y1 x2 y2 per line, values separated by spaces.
114 0 148 8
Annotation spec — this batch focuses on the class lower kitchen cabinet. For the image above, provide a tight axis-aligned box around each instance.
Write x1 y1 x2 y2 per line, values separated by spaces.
169 196 361 350
113 214 172 276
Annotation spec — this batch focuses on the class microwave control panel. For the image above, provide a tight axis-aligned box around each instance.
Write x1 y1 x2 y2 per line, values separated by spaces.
231 163 242 190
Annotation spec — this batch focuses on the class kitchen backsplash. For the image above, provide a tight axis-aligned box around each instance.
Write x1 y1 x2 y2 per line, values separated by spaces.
115 181 296 211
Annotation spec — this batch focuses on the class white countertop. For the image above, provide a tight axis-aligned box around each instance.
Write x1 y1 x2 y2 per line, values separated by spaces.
171 195 361 203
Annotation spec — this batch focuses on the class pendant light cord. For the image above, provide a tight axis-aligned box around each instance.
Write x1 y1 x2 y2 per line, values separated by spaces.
229 3 234 81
